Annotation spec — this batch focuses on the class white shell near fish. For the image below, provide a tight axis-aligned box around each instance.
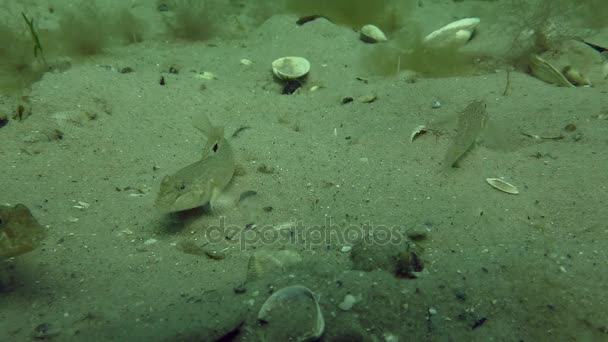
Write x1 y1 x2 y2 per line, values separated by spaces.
258 285 324 341
423 18 480 48
271 56 310 80
360 24 388 43
486 178 519 195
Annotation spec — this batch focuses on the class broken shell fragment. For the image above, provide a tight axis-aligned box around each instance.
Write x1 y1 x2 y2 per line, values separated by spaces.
410 125 428 142
271 56 311 80
529 55 574 87
193 71 216 80
562 66 591 86
486 178 519 195
360 24 388 43
246 249 302 281
258 285 324 342
423 18 480 48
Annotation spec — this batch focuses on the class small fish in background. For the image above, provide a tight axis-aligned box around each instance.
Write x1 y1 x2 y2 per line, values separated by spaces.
0 203 46 259
155 115 236 214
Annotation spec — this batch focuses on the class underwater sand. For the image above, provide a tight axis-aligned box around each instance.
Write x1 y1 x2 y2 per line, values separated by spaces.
1 0 607 341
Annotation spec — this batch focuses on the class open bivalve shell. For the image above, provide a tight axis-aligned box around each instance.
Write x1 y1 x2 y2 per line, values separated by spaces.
423 18 480 48
529 54 575 87
258 285 324 341
271 56 311 80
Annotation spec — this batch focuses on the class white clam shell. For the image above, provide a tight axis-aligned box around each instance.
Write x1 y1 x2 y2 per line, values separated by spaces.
423 18 480 48
258 285 324 341
271 56 310 80
486 178 519 195
360 24 388 43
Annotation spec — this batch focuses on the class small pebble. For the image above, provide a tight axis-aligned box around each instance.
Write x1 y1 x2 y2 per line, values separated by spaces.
143 238 157 245
341 246 352 253
338 294 357 311
431 100 441 109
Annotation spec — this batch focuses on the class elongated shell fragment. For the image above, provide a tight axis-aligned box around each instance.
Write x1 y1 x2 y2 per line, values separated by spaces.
486 178 519 194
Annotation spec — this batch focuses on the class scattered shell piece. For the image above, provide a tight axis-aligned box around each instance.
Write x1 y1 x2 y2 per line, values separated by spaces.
193 71 216 80
528 55 574 87
73 201 90 209
423 18 480 48
240 59 252 66
358 94 377 103
258 285 324 341
143 238 158 245
271 56 310 80
341 245 352 253
431 100 442 109
410 125 428 142
562 66 591 86
246 249 302 281
486 178 519 195
360 24 388 43
338 294 357 311
309 85 321 92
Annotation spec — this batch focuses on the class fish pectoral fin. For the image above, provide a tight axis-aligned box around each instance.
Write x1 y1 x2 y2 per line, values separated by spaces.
209 189 237 216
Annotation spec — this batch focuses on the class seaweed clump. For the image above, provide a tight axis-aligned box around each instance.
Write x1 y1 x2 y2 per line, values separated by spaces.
0 16 45 91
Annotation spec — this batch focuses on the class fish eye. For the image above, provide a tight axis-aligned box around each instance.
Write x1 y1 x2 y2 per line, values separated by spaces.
212 143 219 153
177 183 186 190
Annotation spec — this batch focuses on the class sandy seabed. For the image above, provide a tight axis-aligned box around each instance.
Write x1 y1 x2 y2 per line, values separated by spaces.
1 1 607 341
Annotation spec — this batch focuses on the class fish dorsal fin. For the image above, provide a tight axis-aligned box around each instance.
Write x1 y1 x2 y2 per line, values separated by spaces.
192 114 213 137
201 126 225 159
